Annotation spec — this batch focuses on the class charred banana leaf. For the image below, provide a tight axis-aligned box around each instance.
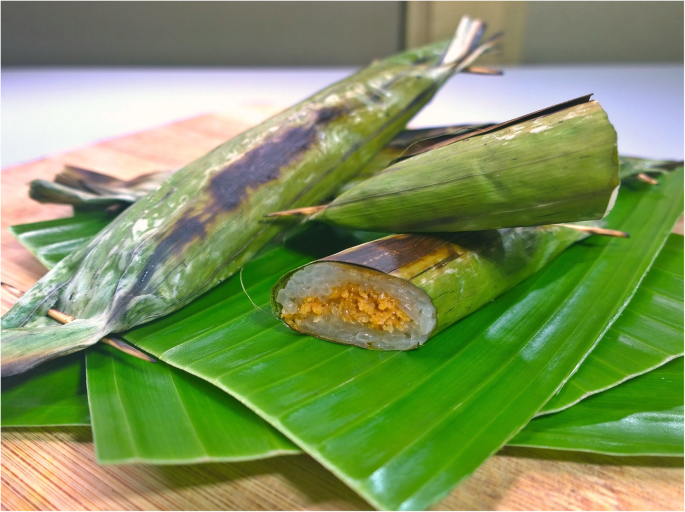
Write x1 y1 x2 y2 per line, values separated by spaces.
2 17 495 376
29 166 174 210
269 96 620 232
271 224 588 350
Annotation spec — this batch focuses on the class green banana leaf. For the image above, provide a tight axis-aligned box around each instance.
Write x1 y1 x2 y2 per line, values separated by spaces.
4 221 303 463
7 211 114 269
4 171 683 503
511 357 684 456
542 233 684 413
2 344 302 465
5 211 682 467
86 344 299 464
119 170 682 509
8 161 682 421
300 98 620 234
0 310 300 465
5 213 682 449
1 351 89 426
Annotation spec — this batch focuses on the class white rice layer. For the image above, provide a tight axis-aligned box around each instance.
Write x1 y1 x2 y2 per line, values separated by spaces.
276 262 437 350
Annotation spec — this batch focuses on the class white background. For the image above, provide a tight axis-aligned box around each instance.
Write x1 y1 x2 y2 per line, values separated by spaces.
3 64 683 169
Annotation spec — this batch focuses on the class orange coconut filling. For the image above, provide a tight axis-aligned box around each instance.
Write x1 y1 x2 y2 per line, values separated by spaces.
281 283 412 333
275 262 436 350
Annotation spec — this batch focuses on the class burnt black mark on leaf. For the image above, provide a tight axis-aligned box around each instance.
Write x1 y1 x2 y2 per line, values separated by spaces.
194 84 440 297
208 106 344 211
57 166 126 191
324 234 456 274
288 83 439 209
314 106 346 124
365 88 385 103
409 250 463 279
109 105 345 323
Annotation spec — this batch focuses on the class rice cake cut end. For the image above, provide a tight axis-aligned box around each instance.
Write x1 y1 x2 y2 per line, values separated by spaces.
275 262 437 350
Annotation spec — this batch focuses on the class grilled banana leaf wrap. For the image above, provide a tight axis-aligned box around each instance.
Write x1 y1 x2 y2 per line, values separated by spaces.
2 20 492 375
271 225 588 350
280 96 620 232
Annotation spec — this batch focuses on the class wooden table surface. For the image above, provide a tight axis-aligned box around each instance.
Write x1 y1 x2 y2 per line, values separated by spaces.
2 108 683 511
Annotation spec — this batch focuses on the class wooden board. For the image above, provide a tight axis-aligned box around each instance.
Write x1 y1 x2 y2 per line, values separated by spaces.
2 108 683 511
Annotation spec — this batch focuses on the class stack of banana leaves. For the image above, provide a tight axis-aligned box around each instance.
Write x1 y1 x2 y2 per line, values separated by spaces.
2 18 683 511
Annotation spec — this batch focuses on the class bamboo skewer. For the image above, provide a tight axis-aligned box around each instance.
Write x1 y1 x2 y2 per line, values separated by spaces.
266 208 630 238
265 204 630 239
637 173 659 185
462 66 503 75
265 205 326 218
46 310 156 362
555 224 629 238
1 282 155 363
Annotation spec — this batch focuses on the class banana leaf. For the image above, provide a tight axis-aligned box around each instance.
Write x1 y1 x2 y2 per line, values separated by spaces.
511 357 684 456
1 339 302 465
7 211 115 269
6 169 684 500
12 208 679 420
5 201 681 467
6 220 681 426
4 224 304 462
4 201 681 458
118 170 682 509
86 344 298 464
29 165 174 210
542 233 684 413
1 351 89 426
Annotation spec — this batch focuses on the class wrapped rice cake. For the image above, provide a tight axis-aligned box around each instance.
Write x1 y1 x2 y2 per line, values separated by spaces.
267 96 620 233
272 224 591 350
